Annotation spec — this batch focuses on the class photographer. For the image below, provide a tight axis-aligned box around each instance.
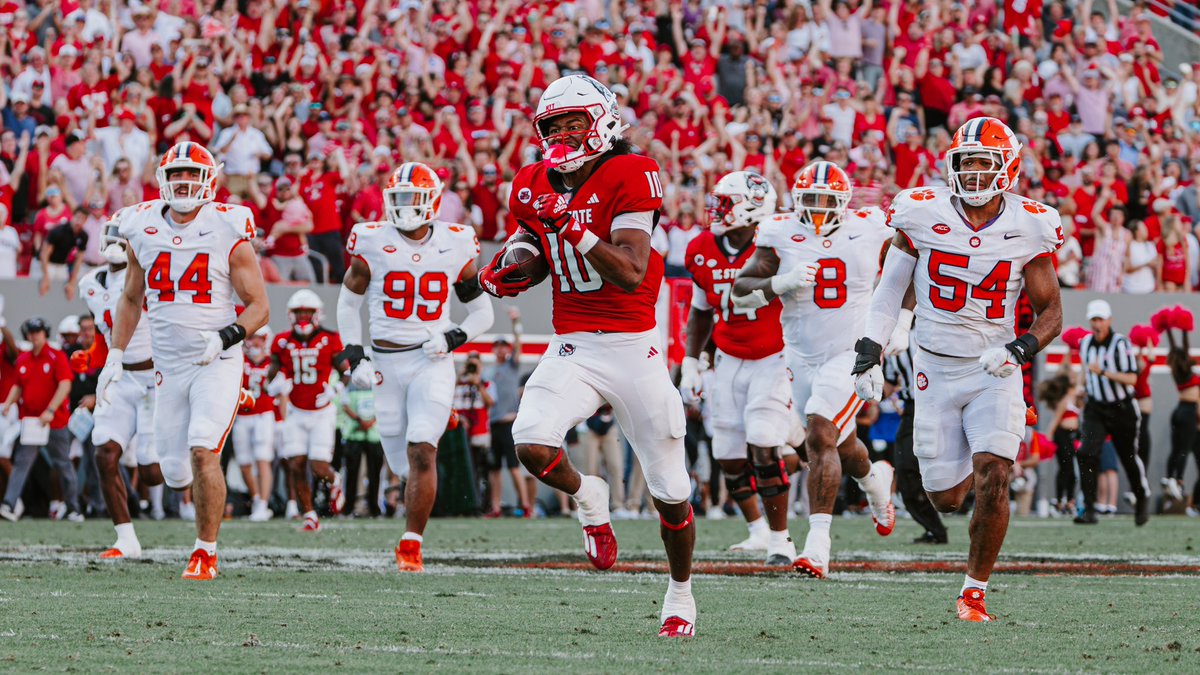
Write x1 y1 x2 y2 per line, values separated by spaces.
454 352 493 506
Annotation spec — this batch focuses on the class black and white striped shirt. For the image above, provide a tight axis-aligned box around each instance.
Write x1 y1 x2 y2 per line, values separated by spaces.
1080 331 1138 403
883 343 916 403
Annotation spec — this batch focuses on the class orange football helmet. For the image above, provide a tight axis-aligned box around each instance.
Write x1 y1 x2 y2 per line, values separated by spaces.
791 161 852 236
384 162 443 231
156 142 221 213
946 116 1021 206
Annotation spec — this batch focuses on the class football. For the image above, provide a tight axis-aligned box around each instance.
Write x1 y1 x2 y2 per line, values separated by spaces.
499 230 550 284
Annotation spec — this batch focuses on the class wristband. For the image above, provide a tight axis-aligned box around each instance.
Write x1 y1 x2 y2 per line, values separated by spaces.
217 323 247 350
337 344 367 370
573 228 600 255
1005 333 1040 365
444 328 468 352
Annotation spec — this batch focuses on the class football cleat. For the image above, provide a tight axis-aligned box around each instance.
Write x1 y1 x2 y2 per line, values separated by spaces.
582 523 618 570
793 556 828 579
395 539 424 573
301 516 321 532
658 616 696 638
864 461 896 536
181 549 218 581
285 500 300 520
100 543 141 560
99 548 125 560
956 588 994 622
728 531 769 552
329 476 345 516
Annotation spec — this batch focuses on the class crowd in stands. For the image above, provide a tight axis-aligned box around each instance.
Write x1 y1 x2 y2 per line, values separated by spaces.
0 0 1193 294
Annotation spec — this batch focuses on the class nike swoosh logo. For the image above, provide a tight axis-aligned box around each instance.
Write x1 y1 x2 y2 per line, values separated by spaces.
848 234 861 240
1003 233 1021 240
219 355 233 360
199 230 212 237
438 248 452 254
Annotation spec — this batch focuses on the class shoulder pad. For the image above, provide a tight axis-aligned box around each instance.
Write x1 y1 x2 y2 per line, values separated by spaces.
207 202 257 241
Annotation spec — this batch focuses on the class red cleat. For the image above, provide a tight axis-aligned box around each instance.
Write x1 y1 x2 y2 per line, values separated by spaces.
395 539 424 572
658 616 696 638
329 481 345 516
792 556 827 579
956 589 995 622
301 516 321 532
99 548 125 560
181 549 218 580
582 523 618 570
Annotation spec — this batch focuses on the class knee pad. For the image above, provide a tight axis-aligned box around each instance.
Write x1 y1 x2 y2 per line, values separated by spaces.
750 446 790 498
160 454 193 489
722 463 756 502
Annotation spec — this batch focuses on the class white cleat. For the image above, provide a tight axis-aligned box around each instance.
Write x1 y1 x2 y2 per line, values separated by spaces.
765 533 797 567
863 461 896 536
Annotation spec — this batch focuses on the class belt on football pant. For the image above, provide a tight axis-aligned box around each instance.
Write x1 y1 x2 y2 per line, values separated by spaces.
918 346 971 359
123 359 154 371
372 340 423 354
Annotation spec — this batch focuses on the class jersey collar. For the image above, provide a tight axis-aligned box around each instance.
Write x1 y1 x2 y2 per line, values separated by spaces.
951 195 1006 233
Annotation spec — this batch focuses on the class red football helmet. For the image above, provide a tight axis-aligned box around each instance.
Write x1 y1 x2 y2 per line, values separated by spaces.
156 142 221 213
946 116 1022 206
384 162 443 231
791 161 852 236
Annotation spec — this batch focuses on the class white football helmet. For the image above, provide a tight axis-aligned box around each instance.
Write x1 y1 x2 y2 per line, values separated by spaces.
708 171 777 235
533 75 629 173
100 217 128 265
156 142 222 213
287 289 323 338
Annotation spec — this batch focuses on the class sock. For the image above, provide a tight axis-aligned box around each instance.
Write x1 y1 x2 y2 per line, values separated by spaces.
662 577 695 623
401 532 423 543
303 510 318 521
961 575 987 595
194 538 216 556
148 485 164 512
572 476 607 525
746 516 768 536
768 529 791 548
808 513 832 534
114 523 137 547
802 514 833 560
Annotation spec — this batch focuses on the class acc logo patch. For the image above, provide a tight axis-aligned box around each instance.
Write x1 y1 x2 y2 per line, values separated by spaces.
932 224 951 235
969 236 981 248
517 187 532 204
916 372 928 390
383 245 397 253
792 234 806 243
144 227 158 235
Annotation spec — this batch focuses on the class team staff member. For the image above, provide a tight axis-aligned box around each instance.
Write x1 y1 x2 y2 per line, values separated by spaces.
1077 300 1150 526
0 318 79 521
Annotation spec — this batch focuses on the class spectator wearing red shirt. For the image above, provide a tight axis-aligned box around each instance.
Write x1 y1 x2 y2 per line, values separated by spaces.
298 150 351 283
0 317 77 521
265 176 316 284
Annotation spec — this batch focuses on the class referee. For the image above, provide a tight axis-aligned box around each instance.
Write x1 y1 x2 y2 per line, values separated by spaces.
883 336 947 544
1077 300 1150 526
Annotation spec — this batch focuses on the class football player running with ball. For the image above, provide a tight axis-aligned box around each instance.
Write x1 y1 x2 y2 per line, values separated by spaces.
103 142 270 580
682 171 799 566
733 161 897 579
478 75 696 638
850 117 1063 621
336 161 493 573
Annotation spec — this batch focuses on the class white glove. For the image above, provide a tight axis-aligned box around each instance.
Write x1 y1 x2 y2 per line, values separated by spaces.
980 347 1018 378
679 356 703 396
885 308 915 356
265 372 293 397
770 262 821 295
350 360 375 388
854 364 885 402
315 379 345 407
193 330 223 366
96 349 124 405
422 331 449 360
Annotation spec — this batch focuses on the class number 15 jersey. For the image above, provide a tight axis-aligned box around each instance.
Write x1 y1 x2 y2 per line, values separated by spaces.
888 187 1063 358
755 207 892 364
117 200 255 372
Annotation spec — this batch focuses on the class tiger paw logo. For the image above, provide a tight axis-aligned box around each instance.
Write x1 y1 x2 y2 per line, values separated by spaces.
1022 201 1047 214
915 372 928 390
854 209 871 219
969 236 981 248
910 190 936 201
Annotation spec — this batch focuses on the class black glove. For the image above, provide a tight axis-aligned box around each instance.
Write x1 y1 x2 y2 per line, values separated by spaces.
1004 333 1040 366
851 337 883 375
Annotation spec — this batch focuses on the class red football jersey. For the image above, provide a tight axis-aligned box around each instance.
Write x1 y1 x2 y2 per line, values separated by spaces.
240 357 276 416
685 232 784 360
509 153 665 335
271 328 344 411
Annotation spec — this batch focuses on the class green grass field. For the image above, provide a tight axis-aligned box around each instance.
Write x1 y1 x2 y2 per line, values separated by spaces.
3 514 1200 673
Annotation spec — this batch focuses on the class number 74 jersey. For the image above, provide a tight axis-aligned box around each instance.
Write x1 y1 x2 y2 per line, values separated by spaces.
755 206 892 363
888 187 1063 358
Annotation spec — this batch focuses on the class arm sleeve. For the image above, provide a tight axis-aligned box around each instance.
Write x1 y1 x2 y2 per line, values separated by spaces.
455 293 494 341
862 247 918 345
336 284 366 347
611 210 654 234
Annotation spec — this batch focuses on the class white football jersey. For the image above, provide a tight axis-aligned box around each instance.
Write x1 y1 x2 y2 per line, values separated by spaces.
755 206 892 363
78 266 153 363
888 187 1063 357
117 200 255 370
347 221 480 344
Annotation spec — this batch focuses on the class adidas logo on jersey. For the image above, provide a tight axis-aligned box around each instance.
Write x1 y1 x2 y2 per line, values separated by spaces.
587 193 600 205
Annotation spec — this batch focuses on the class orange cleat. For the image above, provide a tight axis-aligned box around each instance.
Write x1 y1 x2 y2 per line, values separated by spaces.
395 539 424 572
658 616 696 638
792 556 827 579
956 589 994 622
1025 406 1038 427
99 548 125 560
181 549 218 581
